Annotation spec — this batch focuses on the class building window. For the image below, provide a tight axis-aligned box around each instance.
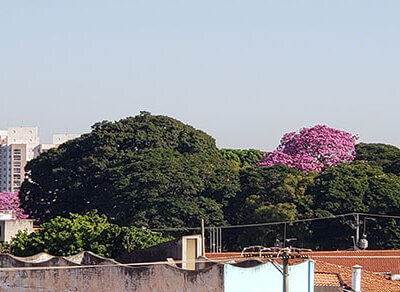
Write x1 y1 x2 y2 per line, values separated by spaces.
13 149 21 154
13 155 21 160
13 168 21 173
13 174 21 180
13 180 20 186
13 162 21 167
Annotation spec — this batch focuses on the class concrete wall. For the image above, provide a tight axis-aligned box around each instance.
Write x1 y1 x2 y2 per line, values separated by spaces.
0 261 224 292
116 238 183 264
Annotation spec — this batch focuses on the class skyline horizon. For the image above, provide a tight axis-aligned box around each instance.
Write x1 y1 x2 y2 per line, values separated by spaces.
2 113 399 151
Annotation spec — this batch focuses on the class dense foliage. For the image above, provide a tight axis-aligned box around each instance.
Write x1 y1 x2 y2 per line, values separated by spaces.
259 125 357 172
220 149 264 170
15 115 400 251
20 113 239 228
11 212 170 257
0 192 28 219
225 165 315 249
310 162 400 250
355 143 400 175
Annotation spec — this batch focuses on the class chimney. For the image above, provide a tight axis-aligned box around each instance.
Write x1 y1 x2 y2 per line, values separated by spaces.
352 265 362 292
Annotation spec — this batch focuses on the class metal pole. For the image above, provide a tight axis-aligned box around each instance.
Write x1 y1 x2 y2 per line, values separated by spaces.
219 227 222 253
363 218 366 236
201 219 205 257
209 229 212 252
212 228 215 253
355 214 360 246
216 227 219 253
283 223 287 248
283 254 289 292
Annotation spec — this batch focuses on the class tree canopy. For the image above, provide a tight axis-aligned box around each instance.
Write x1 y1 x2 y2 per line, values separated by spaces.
355 143 400 175
11 212 169 257
15 113 400 252
225 165 315 249
259 125 357 172
310 162 400 249
220 149 264 170
20 113 239 228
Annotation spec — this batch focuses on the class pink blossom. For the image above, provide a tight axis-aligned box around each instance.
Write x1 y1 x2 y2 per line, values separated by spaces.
0 192 29 219
259 125 357 172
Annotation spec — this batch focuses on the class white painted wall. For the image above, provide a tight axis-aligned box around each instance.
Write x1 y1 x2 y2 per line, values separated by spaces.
53 133 80 145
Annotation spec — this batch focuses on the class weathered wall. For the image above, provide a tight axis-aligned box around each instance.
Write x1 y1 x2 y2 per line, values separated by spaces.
0 262 224 292
116 238 183 264
0 253 79 268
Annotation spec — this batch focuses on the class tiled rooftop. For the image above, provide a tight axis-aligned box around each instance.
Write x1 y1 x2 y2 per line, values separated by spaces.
314 272 342 287
315 260 400 292
311 250 400 274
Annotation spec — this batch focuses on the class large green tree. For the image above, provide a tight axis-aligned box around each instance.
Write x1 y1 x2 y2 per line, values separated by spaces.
20 113 239 228
311 162 400 250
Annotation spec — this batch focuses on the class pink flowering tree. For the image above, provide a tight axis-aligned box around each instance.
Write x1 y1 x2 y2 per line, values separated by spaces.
258 125 358 172
0 192 29 219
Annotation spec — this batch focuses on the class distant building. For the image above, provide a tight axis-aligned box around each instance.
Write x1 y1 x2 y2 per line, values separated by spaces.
0 210 34 243
0 127 39 193
33 143 55 158
52 133 80 146
33 134 80 158
0 127 80 192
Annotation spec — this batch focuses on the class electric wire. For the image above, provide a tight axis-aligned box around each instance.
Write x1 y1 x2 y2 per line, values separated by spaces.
150 212 400 231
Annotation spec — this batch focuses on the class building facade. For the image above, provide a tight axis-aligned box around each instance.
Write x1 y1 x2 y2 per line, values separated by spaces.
0 127 39 193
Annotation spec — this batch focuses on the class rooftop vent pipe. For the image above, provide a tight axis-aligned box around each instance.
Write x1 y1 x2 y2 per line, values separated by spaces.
352 265 362 292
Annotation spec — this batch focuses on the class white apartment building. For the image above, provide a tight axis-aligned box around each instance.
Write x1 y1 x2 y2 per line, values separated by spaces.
0 127 80 193
0 127 39 193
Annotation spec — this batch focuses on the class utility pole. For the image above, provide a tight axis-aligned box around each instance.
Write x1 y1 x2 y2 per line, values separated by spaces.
241 246 311 292
283 249 289 292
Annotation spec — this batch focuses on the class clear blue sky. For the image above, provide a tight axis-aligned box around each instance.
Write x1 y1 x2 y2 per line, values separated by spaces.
1 1 399 150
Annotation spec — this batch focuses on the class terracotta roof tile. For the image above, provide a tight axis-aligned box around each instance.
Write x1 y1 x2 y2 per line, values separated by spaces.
315 260 400 292
314 272 342 287
310 250 400 274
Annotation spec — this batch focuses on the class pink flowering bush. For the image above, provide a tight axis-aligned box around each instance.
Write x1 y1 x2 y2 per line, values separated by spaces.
259 125 357 172
0 192 29 219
